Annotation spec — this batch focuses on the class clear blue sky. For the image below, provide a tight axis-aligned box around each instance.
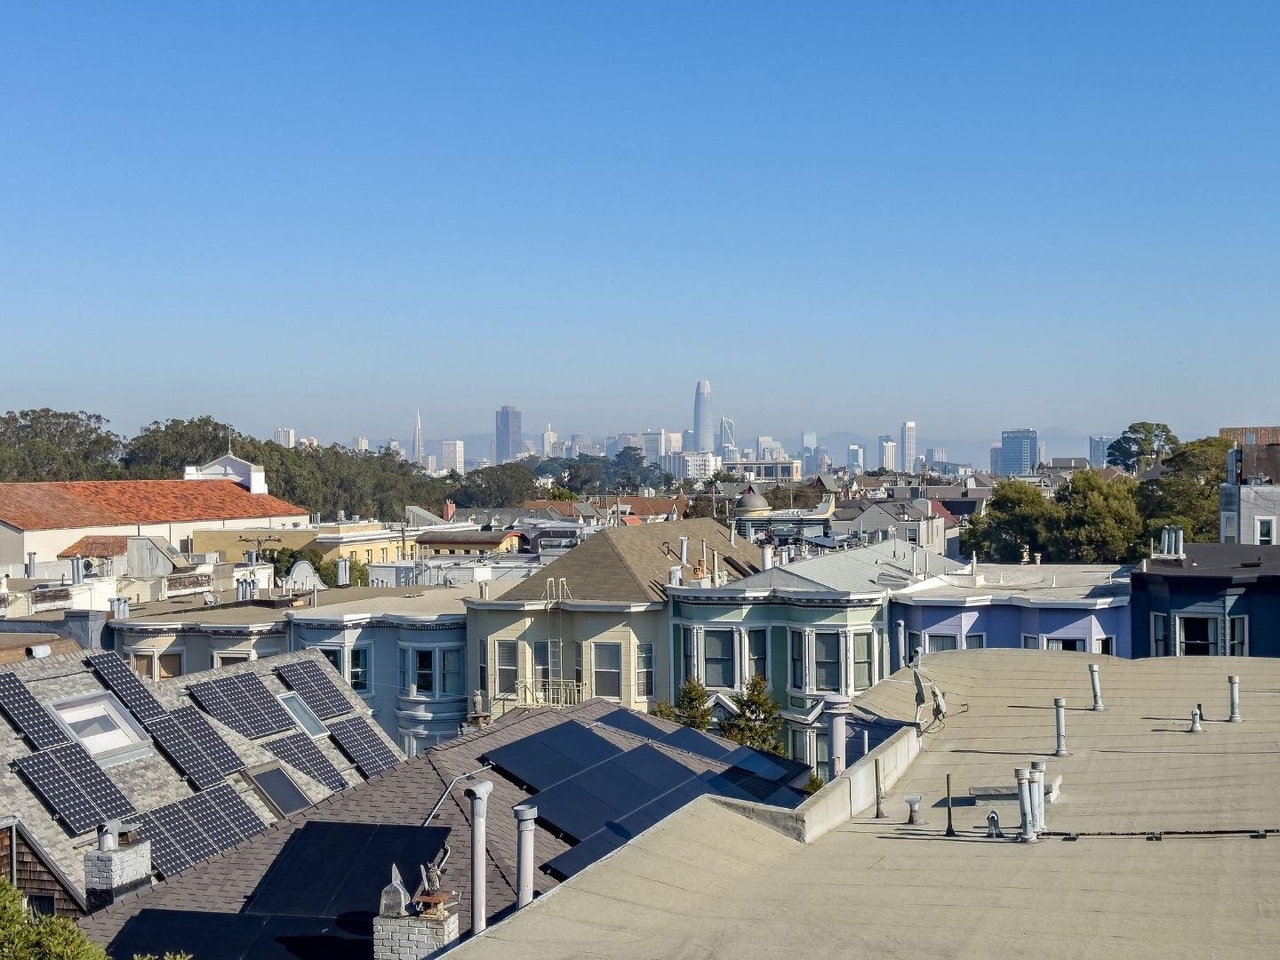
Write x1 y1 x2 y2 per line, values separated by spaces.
2 2 1277 455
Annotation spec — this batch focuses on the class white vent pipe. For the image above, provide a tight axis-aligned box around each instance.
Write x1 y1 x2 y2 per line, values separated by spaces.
1014 768 1037 842
824 694 851 780
464 780 493 934
1054 698 1068 757
1229 675 1241 722
1089 663 1104 711
1029 760 1046 832
514 804 537 909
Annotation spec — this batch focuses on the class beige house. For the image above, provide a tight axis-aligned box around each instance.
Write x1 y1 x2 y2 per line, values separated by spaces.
194 520 418 567
465 518 761 715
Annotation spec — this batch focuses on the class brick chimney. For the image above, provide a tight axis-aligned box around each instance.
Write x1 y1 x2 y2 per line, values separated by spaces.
84 821 151 911
373 864 459 960
443 500 456 523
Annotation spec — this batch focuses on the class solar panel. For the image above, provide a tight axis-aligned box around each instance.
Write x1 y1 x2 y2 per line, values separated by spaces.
188 673 293 739
613 743 697 792
0 672 70 749
723 745 790 782
236 673 295 734
537 722 624 768
87 652 166 723
275 660 352 720
148 714 224 790
482 737 584 791
542 831 626 881
327 716 400 779
155 803 218 864
570 759 656 814
528 780 624 843
172 706 245 775
14 742 136 834
595 708 669 740
659 725 733 761
181 790 244 849
133 811 194 878
205 783 265 839
264 733 347 793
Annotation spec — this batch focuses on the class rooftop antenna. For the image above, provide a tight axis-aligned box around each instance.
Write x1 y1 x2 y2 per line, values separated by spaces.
227 425 233 456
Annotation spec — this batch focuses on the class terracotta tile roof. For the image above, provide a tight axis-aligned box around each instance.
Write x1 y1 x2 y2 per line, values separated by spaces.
56 535 130 558
0 480 308 532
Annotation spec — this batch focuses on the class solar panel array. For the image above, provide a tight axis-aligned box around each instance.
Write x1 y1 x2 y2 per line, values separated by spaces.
148 707 245 790
14 742 136 834
188 673 295 740
482 722 624 791
274 661 352 720
0 672 71 749
86 652 166 723
263 733 347 793
134 783 263 878
327 716 401 778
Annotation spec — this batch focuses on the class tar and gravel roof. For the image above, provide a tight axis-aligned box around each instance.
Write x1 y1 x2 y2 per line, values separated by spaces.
449 650 1280 960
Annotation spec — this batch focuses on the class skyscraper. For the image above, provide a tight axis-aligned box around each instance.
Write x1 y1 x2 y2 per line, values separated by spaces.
999 429 1038 476
693 380 714 452
495 406 523 464
273 427 296 448
878 436 898 472
413 409 425 465
541 424 558 458
846 444 864 474
718 416 736 458
442 440 465 474
900 421 916 474
1089 436 1115 468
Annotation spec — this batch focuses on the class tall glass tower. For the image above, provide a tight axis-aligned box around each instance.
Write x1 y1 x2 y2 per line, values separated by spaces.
900 421 916 473
693 380 714 452
495 405 523 463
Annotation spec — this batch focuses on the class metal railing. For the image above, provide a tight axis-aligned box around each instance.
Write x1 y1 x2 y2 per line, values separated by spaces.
507 678 586 710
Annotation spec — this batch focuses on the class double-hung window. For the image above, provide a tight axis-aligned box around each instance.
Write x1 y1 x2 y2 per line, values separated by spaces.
814 632 842 692
926 634 957 653
703 629 736 688
402 649 433 696
1229 617 1248 656
636 642 654 697
1153 614 1169 657
441 649 464 694
594 643 622 698
748 629 768 680
789 631 805 688
349 648 370 693
851 633 873 690
1258 518 1275 546
496 640 518 695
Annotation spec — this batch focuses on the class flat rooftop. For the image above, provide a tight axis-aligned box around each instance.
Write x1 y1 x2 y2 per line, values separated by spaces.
451 651 1280 960
897 562 1131 603
120 584 478 626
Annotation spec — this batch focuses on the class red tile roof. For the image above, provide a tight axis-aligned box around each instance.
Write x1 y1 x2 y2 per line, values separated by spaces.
56 535 130 558
0 480 309 532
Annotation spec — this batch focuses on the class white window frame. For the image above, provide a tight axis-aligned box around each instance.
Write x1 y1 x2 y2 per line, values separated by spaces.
1176 614 1219 657
925 633 958 653
592 641 623 700
702 627 737 690
812 631 844 694
636 641 655 698
132 648 185 681
1229 616 1248 656
52 692 149 762
349 646 372 695
1221 512 1238 543
747 627 769 686
1257 516 1275 547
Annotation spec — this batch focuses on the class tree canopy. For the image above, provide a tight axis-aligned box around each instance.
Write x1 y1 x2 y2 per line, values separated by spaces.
652 678 713 731
960 481 1061 563
1107 422 1179 473
718 675 784 754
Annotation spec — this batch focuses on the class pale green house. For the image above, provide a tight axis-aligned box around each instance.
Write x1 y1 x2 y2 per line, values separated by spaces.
667 541 964 767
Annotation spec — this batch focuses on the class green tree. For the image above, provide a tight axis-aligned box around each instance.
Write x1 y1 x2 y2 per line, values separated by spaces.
651 678 713 731
718 675 784 754
0 409 124 481
960 480 1062 562
123 415 237 477
1107 422 1179 473
449 462 539 508
1138 435 1233 543
1048 471 1144 563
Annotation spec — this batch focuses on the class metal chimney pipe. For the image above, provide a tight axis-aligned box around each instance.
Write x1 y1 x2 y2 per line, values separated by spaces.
761 547 773 570
26 552 36 578
1089 664 1105 711
679 537 689 565
514 804 537 909
824 694 851 780
1054 698 1068 756
1014 768 1037 842
464 780 493 935
1229 675 1241 722
1029 760 1046 832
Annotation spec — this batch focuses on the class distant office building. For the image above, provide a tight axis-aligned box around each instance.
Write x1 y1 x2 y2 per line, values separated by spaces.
274 427 296 449
1220 426 1280 446
999 429 1039 476
925 447 947 468
878 436 898 472
541 424 558 458
662 451 723 482
718 416 736 458
990 445 1001 475
693 381 715 452
801 430 818 451
495 406 523 464
297 436 319 449
847 444 865 474
386 438 404 459
756 437 786 462
442 440 465 475
608 433 644 458
900 421 916 474
425 455 438 473
642 429 681 465
413 410 425 465
1089 435 1115 468
1037 442 1047 467
354 436 369 453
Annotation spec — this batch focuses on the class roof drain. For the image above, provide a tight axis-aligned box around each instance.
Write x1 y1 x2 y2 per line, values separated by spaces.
464 780 493 936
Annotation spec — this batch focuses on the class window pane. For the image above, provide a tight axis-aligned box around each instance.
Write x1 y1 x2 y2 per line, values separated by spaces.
814 633 841 692
594 642 622 698
681 627 694 685
704 629 735 688
927 634 957 653
852 633 872 690
637 642 654 697
966 634 985 650
415 650 434 694
321 648 342 673
350 649 369 691
790 632 804 688
749 629 767 679
442 650 463 693
1022 635 1039 649
1230 618 1247 656
497 640 518 694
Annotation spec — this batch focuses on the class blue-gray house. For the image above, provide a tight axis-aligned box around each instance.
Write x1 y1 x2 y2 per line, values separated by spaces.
1130 544 1280 658
891 562 1132 665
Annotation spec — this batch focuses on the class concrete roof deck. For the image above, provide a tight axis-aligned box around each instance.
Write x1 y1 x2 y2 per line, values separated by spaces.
120 584 477 626
450 651 1280 960
897 562 1132 603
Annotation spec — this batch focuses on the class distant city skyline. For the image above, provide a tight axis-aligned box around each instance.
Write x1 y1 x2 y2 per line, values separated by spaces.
4 5 1276 452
